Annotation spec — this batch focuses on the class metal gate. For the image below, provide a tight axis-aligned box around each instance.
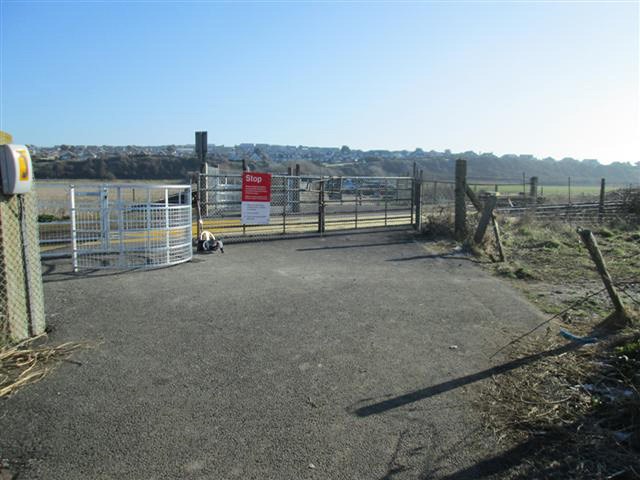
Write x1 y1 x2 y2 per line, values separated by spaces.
197 173 415 240
70 184 192 270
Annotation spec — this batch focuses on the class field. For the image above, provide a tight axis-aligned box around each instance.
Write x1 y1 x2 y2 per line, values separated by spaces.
472 183 631 201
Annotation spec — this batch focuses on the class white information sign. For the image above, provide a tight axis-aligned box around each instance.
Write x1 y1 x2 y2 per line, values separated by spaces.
241 201 271 225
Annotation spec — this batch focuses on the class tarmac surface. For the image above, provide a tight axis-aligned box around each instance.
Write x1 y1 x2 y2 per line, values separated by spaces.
1 229 544 479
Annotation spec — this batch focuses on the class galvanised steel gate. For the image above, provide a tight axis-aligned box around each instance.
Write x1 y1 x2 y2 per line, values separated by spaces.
197 173 415 240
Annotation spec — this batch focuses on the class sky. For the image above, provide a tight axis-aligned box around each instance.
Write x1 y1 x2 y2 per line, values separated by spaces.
0 1 639 165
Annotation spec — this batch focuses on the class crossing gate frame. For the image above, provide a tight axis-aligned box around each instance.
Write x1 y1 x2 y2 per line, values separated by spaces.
69 184 192 270
197 173 416 240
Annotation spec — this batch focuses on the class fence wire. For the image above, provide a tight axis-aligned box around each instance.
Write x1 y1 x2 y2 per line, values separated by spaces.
0 192 46 342
198 174 415 240
418 180 639 235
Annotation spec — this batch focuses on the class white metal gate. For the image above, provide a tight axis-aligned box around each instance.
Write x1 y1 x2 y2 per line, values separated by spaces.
69 184 192 270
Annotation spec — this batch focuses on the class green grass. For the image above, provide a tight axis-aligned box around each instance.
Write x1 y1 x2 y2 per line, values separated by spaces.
486 218 640 323
468 183 629 200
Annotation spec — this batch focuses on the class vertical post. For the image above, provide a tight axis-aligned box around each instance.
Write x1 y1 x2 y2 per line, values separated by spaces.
195 131 208 174
455 159 467 241
354 181 359 229
414 177 422 231
0 134 46 340
410 173 415 224
294 164 301 213
242 158 247 172
494 184 498 193
522 172 526 199
474 194 497 244
194 174 203 241
165 188 170 264
568 176 572 204
100 186 110 251
318 180 325 234
283 177 287 234
384 179 388 227
117 186 125 265
578 229 628 325
529 177 538 201
146 187 151 256
598 178 606 224
70 185 78 272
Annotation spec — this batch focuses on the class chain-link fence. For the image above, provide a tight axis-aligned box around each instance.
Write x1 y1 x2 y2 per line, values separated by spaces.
197 173 415 240
0 192 46 342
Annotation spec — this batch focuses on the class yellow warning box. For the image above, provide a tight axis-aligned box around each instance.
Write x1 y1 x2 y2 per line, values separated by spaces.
1 144 33 194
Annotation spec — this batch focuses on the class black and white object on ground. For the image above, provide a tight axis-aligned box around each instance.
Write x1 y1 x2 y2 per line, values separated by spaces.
197 230 224 254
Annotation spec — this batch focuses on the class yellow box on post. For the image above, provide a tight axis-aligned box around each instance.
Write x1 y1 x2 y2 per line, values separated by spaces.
1 144 34 194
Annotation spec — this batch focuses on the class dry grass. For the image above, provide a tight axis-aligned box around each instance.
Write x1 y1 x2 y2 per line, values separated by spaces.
0 335 87 397
482 328 640 479
477 216 640 478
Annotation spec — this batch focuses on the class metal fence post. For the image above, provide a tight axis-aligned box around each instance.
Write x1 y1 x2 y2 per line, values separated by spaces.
414 178 422 231
117 186 125 265
165 187 170 264
318 180 325 234
355 181 359 229
194 174 203 241
455 159 467 241
69 185 79 272
598 178 606 224
283 178 287 234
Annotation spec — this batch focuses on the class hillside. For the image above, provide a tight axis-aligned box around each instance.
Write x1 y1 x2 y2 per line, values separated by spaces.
32 149 639 185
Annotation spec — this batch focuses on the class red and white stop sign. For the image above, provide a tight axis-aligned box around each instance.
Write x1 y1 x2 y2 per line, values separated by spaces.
242 172 272 202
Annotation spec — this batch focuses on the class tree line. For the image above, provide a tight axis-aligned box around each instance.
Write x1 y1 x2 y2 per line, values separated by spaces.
33 152 639 185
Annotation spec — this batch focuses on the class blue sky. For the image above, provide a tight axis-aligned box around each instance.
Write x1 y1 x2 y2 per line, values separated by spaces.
1 1 638 164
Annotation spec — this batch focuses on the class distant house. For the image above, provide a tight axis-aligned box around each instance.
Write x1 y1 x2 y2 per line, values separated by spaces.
58 151 77 161
79 152 98 161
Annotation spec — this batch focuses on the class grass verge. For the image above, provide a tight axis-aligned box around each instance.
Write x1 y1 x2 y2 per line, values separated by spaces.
477 217 639 479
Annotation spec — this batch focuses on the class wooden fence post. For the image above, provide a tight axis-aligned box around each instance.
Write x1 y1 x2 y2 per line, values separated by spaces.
598 178 606 224
473 195 497 244
455 159 467 241
578 228 629 327
529 177 538 202
466 186 506 262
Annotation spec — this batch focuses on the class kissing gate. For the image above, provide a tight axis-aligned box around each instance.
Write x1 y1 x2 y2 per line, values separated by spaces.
69 184 193 270
196 173 416 240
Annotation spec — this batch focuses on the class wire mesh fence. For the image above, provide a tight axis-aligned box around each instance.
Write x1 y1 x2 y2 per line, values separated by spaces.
70 184 192 270
197 174 415 240
418 179 639 236
0 192 46 342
